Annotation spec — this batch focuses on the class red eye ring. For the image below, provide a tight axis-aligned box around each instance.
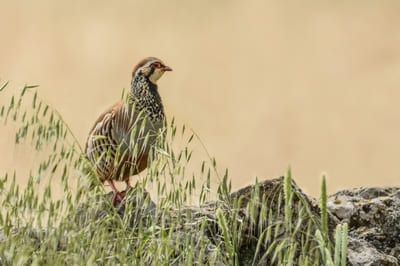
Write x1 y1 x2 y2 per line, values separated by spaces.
152 62 162 68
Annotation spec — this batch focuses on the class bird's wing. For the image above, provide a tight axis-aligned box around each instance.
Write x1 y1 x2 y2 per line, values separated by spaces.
110 102 134 148
85 101 126 153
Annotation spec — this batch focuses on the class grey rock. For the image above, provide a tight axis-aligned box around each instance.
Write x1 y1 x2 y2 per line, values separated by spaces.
348 237 398 266
329 186 400 265
327 194 356 222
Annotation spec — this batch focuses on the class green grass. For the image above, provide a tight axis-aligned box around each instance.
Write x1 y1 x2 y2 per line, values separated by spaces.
0 81 348 265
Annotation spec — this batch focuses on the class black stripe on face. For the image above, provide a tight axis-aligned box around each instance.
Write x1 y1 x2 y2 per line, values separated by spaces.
147 66 155 78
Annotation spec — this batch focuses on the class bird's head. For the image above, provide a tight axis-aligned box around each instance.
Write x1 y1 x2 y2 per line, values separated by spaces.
132 57 172 84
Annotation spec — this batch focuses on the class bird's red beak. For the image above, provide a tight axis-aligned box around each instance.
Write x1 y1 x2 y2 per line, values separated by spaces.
162 66 173 72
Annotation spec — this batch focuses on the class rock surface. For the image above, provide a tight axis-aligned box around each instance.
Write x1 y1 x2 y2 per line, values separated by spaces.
328 187 400 265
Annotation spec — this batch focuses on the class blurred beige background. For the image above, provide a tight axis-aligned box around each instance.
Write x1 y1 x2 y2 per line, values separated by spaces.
1 0 400 196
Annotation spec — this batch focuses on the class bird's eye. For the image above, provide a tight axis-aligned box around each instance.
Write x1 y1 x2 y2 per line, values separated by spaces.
152 62 162 68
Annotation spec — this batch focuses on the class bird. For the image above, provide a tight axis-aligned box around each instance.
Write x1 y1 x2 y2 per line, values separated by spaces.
85 57 172 205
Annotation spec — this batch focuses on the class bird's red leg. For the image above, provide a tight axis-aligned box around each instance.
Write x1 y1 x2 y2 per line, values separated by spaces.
121 179 131 197
107 180 125 206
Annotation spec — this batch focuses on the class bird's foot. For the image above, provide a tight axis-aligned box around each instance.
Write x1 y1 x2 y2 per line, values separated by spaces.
107 179 126 206
111 191 126 206
120 186 132 198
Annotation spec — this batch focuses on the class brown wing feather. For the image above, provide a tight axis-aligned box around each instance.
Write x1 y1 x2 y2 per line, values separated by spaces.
85 100 148 182
84 101 122 153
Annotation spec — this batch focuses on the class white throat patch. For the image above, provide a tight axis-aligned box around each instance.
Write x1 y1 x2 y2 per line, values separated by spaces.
149 68 163 84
